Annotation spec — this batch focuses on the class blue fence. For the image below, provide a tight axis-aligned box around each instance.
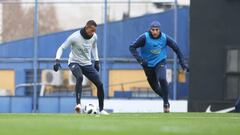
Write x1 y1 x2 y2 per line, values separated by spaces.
0 96 77 113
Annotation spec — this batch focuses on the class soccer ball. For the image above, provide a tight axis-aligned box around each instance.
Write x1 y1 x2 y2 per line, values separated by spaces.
84 104 98 114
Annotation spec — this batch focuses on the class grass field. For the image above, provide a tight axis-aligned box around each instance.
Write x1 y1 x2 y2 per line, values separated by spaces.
0 113 239 135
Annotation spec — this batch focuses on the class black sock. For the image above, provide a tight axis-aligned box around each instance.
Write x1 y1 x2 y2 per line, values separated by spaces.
75 79 82 105
147 77 163 98
159 79 169 105
97 83 104 111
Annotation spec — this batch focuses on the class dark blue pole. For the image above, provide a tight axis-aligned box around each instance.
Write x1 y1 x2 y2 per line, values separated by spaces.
103 0 108 98
33 0 38 112
173 0 178 100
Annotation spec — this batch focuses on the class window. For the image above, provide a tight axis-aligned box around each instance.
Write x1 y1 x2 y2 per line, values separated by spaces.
25 69 41 96
226 49 240 72
0 70 15 96
226 76 239 99
225 48 240 99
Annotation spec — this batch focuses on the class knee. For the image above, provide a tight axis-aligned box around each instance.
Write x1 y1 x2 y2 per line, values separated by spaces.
76 75 83 82
159 79 168 88
95 81 103 90
97 81 103 88
159 79 168 84
147 78 159 91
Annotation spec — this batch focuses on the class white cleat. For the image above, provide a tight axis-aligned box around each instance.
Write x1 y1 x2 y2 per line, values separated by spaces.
75 104 81 113
99 110 109 115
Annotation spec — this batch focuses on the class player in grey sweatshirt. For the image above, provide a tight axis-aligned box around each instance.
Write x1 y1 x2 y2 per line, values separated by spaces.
53 20 108 115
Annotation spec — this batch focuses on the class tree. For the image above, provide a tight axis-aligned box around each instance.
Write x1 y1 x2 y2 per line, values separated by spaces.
2 1 60 42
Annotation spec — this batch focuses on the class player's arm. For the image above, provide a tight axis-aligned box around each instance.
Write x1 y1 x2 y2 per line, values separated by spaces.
129 34 147 67
166 35 189 72
53 35 72 72
92 35 100 72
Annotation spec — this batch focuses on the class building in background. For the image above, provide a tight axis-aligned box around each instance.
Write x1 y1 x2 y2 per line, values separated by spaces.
0 0 190 42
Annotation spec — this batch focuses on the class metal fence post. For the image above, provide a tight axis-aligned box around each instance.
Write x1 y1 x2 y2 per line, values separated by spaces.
173 0 178 100
103 0 108 98
33 0 39 112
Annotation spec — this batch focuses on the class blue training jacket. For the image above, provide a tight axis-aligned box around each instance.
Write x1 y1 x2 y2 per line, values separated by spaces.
129 31 185 68
141 32 167 67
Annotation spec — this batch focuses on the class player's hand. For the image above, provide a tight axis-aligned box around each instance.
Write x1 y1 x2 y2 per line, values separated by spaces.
140 59 148 68
53 59 61 72
94 61 100 72
180 63 189 72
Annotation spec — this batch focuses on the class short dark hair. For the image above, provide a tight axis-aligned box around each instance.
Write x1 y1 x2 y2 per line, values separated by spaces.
86 20 97 27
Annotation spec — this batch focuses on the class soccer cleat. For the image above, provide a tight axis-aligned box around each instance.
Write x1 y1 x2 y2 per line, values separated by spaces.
163 103 170 113
99 110 109 115
75 104 81 113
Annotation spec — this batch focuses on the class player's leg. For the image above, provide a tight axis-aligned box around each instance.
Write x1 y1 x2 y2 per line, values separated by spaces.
143 67 163 98
155 61 170 113
69 63 84 113
81 65 106 114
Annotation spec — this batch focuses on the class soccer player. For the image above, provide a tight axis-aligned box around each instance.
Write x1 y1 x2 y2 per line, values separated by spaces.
129 21 189 113
53 20 109 115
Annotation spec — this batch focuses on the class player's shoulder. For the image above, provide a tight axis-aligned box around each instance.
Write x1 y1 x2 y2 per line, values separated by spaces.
66 30 79 41
137 33 147 41
163 33 172 40
161 32 167 37
93 33 97 39
71 30 81 38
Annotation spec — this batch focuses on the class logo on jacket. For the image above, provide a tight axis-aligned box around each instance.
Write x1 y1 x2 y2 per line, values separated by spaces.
151 49 161 54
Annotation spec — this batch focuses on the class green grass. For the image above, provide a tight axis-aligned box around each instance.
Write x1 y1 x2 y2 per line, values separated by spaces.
0 113 239 135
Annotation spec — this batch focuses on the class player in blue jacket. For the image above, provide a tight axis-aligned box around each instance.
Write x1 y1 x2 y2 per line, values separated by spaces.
129 21 189 113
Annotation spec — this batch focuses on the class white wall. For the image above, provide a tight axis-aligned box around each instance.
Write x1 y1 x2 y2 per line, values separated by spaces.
81 99 188 113
51 0 190 30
